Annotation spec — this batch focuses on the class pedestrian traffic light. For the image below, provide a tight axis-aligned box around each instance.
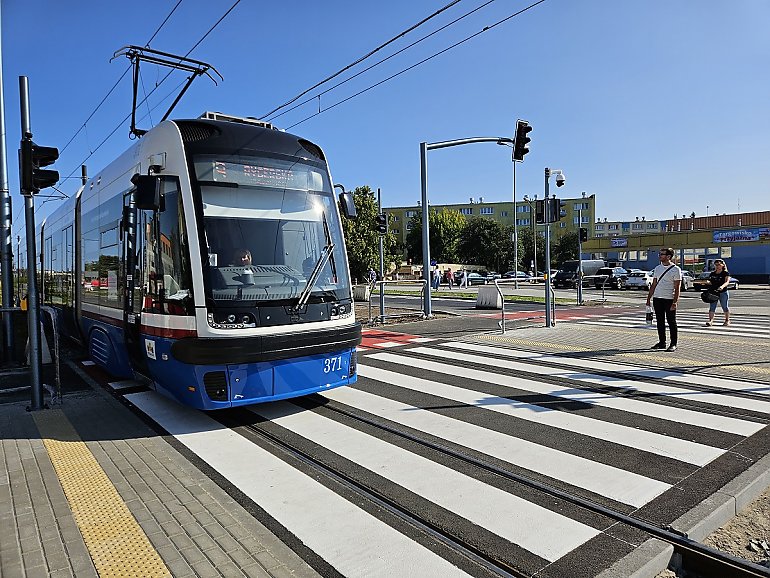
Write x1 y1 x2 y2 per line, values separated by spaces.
579 227 588 242
513 120 532 162
535 199 545 224
375 213 388 234
547 198 566 223
19 139 59 195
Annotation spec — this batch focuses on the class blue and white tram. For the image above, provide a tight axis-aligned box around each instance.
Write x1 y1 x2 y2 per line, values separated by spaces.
37 112 361 409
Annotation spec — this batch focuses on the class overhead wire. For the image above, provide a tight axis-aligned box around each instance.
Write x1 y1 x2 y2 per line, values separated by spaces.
56 0 242 189
266 0 499 123
57 0 185 158
286 0 547 130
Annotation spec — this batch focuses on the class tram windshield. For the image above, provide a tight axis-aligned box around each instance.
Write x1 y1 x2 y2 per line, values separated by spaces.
192 155 350 305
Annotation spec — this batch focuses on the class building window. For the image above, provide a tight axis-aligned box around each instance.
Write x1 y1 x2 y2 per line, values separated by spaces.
501 210 508 217
459 208 473 215
405 210 417 218
516 205 530 213
406 222 413 231
516 218 530 226
573 217 580 225
647 223 657 229
632 223 643 230
608 224 618 230
392 215 400 222
720 246 732 258
573 202 590 210
595 224 604 231
480 207 494 215
560 222 566 228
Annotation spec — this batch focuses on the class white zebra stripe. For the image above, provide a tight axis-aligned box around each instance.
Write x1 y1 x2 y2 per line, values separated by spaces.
364 352 724 466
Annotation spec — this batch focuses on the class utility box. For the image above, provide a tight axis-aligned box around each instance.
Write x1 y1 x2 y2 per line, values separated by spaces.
475 286 502 309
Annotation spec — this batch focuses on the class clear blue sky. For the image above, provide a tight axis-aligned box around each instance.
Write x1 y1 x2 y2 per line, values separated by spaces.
2 0 768 237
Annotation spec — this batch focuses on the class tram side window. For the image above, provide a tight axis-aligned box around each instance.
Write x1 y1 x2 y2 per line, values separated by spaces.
82 230 100 305
99 225 120 307
142 180 193 315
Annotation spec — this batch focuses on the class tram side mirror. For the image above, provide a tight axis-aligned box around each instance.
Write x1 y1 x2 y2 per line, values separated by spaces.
339 192 357 219
131 173 165 211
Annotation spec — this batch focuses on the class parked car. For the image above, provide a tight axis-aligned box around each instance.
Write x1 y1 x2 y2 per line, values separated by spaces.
594 266 629 289
486 271 502 282
553 259 605 288
502 271 530 280
626 270 653 290
680 270 695 291
464 272 487 286
693 271 739 291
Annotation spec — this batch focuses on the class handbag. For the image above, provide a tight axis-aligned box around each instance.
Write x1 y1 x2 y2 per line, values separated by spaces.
701 290 719 303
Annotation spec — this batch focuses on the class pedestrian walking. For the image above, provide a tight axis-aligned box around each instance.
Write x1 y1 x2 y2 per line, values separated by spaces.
646 247 682 352
368 267 377 286
704 259 731 326
432 267 441 290
446 268 454 289
459 269 467 288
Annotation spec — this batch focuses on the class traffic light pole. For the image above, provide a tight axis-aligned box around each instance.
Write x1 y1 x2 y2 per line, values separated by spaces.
377 188 384 321
577 208 583 305
544 169 554 328
19 77 44 410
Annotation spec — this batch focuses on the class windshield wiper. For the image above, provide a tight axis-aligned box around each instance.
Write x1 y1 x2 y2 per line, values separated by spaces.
294 242 334 311
293 209 337 311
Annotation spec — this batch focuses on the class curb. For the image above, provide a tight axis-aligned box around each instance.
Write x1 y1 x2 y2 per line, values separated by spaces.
597 453 770 578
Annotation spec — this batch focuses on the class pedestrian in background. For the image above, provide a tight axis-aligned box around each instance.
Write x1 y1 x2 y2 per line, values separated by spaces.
433 267 441 290
704 259 731 326
646 247 682 352
446 268 454 289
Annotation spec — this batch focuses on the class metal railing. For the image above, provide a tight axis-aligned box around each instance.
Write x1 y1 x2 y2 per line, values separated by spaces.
0 306 62 404
492 278 557 333
367 279 429 325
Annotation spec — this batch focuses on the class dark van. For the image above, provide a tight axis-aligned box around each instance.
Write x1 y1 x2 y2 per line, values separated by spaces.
553 259 605 288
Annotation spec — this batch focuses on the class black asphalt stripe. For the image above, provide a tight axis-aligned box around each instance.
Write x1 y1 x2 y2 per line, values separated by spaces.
214 407 512 578
365 348 749 448
538 531 642 578
344 377 687 502
635 424 770 528
358 356 708 483
292 395 629 530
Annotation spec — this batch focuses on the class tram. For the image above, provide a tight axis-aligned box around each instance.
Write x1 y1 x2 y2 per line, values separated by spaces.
29 112 361 409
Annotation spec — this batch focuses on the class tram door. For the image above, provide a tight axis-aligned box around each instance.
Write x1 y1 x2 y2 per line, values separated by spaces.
122 196 151 377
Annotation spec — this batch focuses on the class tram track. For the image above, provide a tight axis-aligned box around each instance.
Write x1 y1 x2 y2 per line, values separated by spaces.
233 411 524 578
266 394 770 578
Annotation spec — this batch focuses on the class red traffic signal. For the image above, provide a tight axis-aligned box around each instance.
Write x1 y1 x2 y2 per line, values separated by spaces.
19 139 59 195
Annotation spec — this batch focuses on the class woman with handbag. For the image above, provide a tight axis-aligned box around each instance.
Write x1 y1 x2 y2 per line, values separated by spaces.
704 259 731 326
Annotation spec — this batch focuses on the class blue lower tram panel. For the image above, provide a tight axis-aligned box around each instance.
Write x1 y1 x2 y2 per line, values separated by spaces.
146 341 358 410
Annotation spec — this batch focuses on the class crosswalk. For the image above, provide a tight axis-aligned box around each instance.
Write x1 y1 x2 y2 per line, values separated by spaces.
565 310 770 339
119 339 770 577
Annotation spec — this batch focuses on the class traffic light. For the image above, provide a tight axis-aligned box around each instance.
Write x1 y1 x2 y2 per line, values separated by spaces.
513 120 532 162
19 139 59 195
547 198 566 223
375 213 388 235
579 227 588 242
535 199 545 224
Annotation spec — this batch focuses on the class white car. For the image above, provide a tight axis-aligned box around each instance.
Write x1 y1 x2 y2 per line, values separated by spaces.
626 270 653 290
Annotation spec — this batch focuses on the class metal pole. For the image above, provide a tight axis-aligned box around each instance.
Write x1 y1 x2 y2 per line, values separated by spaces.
0 10 15 360
420 142 432 317
533 195 538 276
377 188 384 321
544 169 552 327
577 207 583 304
512 160 518 289
19 77 44 410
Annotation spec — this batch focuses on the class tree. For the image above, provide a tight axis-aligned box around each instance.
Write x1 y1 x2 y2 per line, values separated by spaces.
405 208 465 264
552 230 579 266
340 186 402 283
457 217 511 271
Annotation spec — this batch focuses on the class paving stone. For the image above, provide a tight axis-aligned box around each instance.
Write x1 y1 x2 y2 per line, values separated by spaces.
190 558 220 578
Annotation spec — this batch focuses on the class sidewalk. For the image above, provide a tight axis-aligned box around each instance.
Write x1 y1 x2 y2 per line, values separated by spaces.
0 364 319 578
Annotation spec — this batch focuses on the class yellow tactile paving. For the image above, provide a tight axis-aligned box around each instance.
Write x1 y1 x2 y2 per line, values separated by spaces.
33 410 170 578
